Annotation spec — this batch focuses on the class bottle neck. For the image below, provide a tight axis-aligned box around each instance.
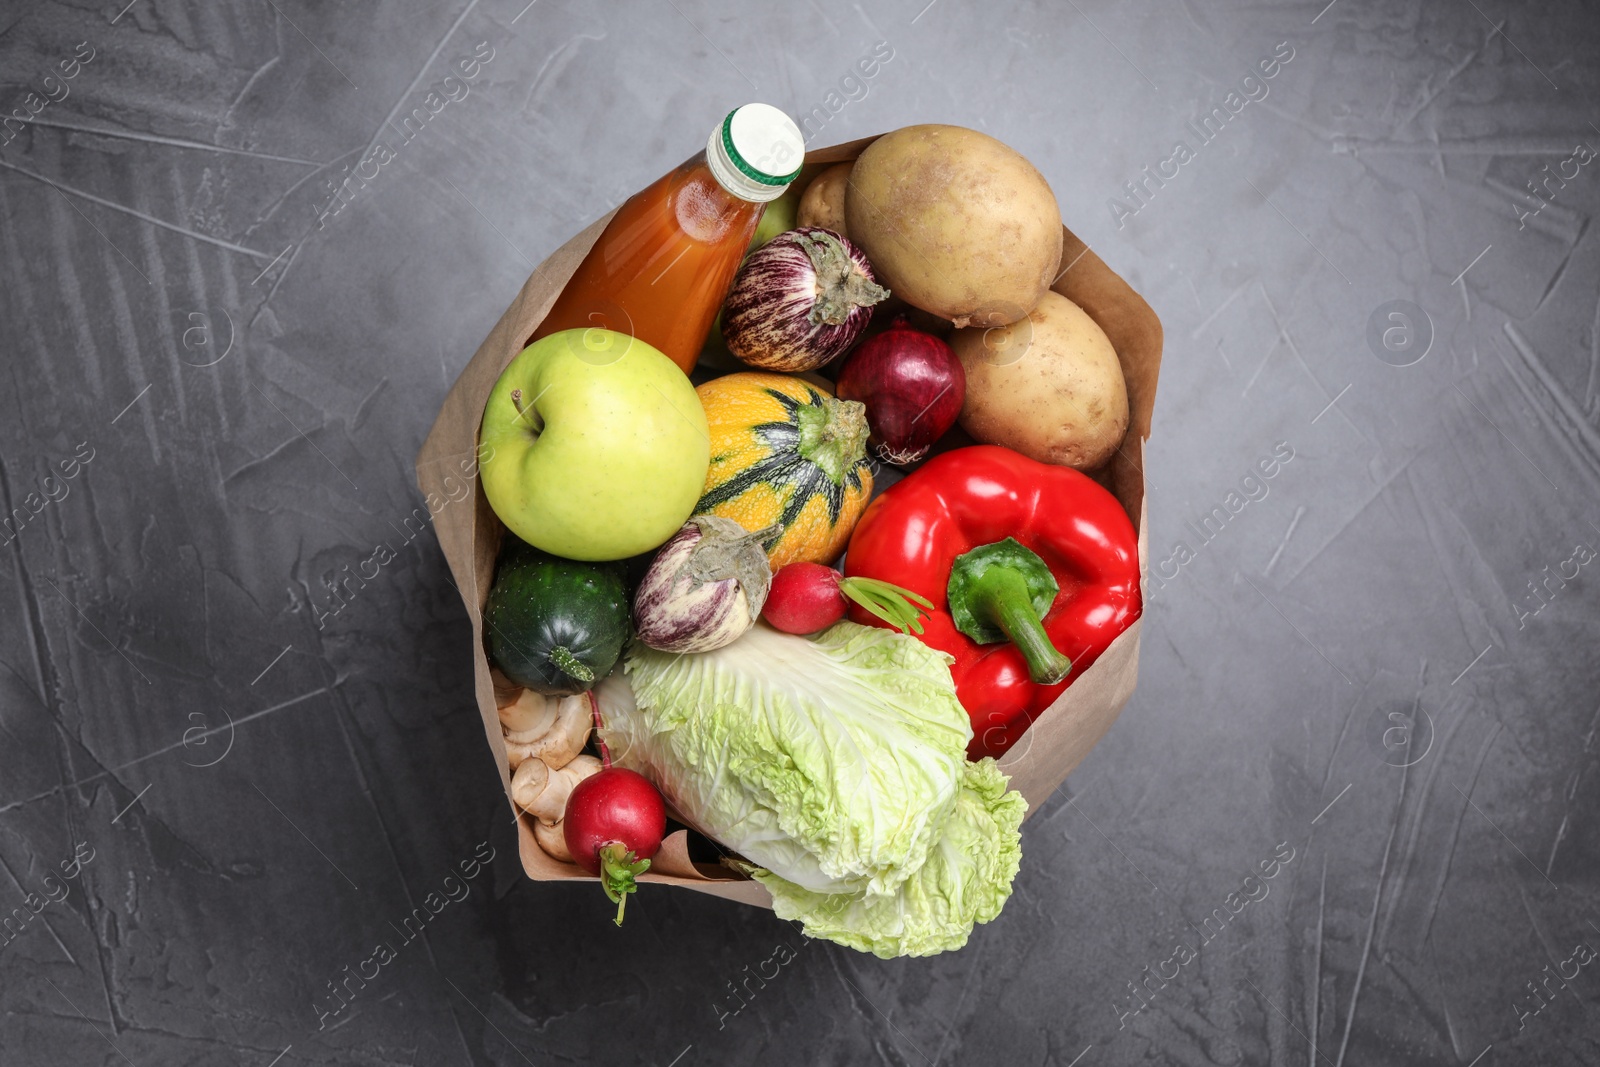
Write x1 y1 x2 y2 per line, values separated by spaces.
705 122 794 203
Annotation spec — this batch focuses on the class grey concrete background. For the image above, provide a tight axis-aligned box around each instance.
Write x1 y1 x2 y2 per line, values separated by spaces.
1 0 1597 1064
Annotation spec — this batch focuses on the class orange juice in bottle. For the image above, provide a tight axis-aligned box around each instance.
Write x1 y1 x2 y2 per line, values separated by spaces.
529 103 805 375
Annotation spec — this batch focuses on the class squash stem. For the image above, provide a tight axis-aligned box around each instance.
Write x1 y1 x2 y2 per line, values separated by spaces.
795 396 870 486
547 645 594 685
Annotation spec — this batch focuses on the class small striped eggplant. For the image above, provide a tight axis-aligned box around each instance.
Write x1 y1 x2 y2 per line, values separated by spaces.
722 227 888 373
632 516 781 653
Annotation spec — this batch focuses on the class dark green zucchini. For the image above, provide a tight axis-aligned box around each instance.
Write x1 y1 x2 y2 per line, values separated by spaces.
484 538 630 695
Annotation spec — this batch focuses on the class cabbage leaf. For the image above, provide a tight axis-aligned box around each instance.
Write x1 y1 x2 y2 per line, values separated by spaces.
757 758 1025 958
596 620 1025 956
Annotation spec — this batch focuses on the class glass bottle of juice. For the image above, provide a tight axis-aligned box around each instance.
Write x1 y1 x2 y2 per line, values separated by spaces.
528 103 804 376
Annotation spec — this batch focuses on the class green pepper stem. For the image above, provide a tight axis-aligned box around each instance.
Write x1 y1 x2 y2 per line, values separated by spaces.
963 565 1072 684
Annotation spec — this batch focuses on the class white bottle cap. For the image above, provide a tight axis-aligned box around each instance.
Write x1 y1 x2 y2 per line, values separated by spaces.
706 103 805 203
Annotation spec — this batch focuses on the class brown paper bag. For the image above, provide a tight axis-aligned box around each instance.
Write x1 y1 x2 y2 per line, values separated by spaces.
416 135 1163 910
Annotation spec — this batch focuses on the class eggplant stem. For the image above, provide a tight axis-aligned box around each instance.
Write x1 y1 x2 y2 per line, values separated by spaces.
798 229 889 325
740 523 783 547
684 517 782 591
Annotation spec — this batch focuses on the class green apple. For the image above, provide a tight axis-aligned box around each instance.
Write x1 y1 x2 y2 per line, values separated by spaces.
748 183 801 251
480 329 710 561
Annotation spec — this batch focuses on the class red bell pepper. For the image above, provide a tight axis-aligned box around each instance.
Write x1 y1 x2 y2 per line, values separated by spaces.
844 445 1141 760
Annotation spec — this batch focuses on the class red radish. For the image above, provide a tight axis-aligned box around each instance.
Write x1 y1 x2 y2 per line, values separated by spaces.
565 695 667 925
763 562 934 636
836 317 965 465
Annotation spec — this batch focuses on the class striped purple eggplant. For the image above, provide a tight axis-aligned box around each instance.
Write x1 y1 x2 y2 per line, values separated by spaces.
632 516 781 654
722 227 888 372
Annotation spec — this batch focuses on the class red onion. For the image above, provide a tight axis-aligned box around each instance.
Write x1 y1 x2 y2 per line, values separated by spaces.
835 317 966 465
722 227 888 372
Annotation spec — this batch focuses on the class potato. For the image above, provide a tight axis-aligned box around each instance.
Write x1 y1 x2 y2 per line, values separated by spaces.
797 162 851 236
845 125 1062 328
951 291 1128 470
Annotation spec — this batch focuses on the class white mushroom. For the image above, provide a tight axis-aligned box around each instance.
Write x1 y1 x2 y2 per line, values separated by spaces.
491 668 522 709
533 817 572 862
500 688 559 741
516 695 593 768
510 756 550 811
514 753 601 824
503 734 540 768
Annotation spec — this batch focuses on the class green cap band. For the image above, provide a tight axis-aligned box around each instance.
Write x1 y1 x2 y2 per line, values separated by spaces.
722 110 803 186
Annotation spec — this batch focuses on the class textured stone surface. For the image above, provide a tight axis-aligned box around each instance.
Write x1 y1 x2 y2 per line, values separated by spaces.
1 0 1597 1064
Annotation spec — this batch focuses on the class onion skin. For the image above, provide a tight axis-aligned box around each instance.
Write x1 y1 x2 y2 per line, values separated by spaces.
632 516 777 653
722 227 888 372
836 317 966 466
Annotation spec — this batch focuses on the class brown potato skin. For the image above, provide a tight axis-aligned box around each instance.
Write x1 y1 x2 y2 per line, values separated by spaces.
797 162 852 237
951 291 1128 471
845 125 1062 328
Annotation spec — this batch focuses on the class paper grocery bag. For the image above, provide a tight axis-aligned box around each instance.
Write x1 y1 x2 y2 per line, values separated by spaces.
416 135 1163 909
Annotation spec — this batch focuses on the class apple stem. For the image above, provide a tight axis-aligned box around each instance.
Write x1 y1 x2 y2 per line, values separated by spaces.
508 387 543 434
